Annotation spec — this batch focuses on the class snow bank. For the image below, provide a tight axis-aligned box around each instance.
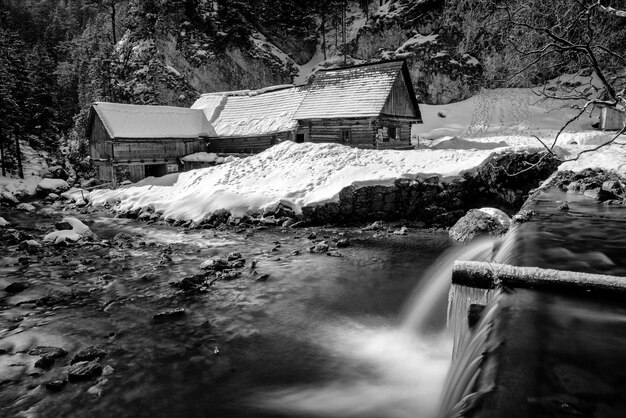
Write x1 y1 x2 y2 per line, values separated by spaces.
0 176 41 199
43 217 97 244
413 88 615 147
181 152 218 163
90 142 496 221
559 143 626 176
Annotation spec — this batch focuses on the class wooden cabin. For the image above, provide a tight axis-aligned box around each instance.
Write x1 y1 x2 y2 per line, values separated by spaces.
192 85 309 153
293 60 422 149
87 102 215 182
600 106 625 131
191 60 422 152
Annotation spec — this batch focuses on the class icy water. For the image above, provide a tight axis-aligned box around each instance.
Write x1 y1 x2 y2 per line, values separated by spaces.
0 205 460 418
443 188 626 418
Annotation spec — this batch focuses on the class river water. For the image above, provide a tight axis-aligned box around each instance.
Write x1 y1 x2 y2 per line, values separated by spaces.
0 204 463 418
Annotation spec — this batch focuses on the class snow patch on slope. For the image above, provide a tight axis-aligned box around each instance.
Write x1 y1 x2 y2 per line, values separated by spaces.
90 142 496 221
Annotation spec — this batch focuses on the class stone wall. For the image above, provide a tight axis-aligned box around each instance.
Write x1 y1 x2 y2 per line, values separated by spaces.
302 151 560 226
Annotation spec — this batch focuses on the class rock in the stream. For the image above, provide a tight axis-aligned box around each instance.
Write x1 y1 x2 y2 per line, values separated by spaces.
362 221 384 231
138 273 156 282
336 239 350 248
0 217 8 227
1 229 32 245
228 259 246 269
5 281 30 293
255 273 270 282
557 202 569 211
227 252 242 261
44 379 68 392
393 227 409 235
309 243 329 253
449 208 510 243
28 346 68 359
172 274 207 292
200 258 229 271
16 203 36 212
55 221 73 231
37 179 70 195
44 217 99 244
512 209 535 224
71 346 108 364
68 361 103 382
153 308 186 322
35 356 56 369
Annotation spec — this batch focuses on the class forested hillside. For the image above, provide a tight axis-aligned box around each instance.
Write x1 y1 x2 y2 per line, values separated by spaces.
1 0 624 177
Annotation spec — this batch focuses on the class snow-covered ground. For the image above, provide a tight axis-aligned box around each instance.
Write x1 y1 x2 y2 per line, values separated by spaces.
89 142 496 221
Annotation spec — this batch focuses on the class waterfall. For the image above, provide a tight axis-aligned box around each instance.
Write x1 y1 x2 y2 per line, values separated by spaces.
400 238 498 333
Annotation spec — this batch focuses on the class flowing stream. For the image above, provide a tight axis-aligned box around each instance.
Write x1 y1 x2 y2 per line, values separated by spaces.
1 205 466 418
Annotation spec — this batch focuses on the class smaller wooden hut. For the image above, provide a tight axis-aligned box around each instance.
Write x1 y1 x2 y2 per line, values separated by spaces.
87 102 216 183
600 106 625 131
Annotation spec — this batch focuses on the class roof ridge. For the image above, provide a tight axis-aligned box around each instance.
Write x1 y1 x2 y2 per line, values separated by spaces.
316 59 406 72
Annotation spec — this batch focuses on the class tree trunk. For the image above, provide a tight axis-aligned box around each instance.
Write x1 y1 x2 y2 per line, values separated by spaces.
14 135 23 179
111 2 117 45
0 138 5 177
321 8 327 60
342 0 347 65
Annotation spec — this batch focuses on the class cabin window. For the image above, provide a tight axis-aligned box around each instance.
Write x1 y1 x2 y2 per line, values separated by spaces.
377 127 389 142
388 126 397 140
341 129 351 144
296 134 305 143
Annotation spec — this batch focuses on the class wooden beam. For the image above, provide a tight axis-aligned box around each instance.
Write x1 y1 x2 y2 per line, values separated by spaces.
452 261 626 295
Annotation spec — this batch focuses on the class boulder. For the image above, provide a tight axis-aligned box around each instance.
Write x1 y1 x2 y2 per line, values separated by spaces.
37 178 70 195
449 208 510 243
0 190 19 205
0 217 9 227
43 217 98 244
16 203 36 212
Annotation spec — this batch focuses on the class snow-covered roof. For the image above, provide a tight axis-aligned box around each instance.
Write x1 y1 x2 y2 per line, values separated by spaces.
293 60 420 120
90 102 216 139
192 86 309 137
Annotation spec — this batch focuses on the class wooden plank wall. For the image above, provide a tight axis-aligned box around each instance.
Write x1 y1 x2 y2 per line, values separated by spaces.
95 162 114 181
90 116 112 159
601 107 625 130
381 74 418 118
113 139 203 161
129 165 145 182
206 132 290 153
305 118 376 148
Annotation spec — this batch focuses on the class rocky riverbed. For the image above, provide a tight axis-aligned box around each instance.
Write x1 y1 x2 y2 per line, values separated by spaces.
0 199 454 418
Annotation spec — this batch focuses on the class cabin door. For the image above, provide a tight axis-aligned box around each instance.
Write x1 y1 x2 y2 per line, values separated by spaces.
145 164 167 178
